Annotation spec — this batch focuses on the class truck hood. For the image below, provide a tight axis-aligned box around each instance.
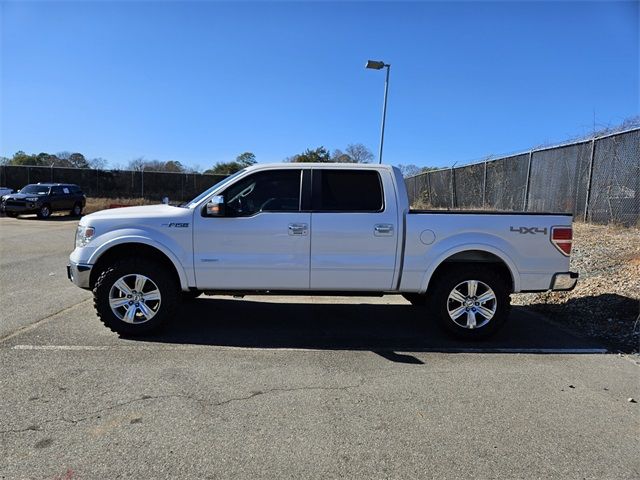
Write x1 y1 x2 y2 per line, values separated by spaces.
2 193 41 200
83 204 187 220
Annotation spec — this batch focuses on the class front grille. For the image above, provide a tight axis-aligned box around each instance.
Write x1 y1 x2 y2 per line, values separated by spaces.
6 200 26 207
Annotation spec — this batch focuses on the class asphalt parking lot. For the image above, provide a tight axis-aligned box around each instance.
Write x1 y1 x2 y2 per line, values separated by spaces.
1 215 638 479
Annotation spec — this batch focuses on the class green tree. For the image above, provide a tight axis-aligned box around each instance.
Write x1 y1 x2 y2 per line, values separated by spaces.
68 153 89 168
236 152 257 167
164 160 185 173
204 152 257 175
288 146 331 163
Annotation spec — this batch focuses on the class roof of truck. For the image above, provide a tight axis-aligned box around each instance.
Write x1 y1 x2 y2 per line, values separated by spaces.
244 163 396 171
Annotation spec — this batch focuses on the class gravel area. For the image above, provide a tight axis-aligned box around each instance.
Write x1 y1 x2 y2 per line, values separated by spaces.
514 222 640 353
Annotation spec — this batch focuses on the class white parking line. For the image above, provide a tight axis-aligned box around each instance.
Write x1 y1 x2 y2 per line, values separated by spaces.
10 344 609 354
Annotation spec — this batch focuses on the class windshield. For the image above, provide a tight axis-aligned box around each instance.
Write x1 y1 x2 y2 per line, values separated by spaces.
20 185 50 195
183 169 248 208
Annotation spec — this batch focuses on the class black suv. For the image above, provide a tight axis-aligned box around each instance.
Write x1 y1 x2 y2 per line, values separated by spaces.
1 183 86 219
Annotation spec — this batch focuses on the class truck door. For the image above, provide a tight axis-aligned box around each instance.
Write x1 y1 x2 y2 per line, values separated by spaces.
309 169 399 291
193 168 311 290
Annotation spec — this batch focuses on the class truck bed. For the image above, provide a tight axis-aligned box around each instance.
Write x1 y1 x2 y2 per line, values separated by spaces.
409 209 572 216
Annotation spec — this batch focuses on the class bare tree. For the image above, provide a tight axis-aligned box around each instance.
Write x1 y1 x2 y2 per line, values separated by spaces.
89 157 108 170
128 157 146 171
345 143 374 163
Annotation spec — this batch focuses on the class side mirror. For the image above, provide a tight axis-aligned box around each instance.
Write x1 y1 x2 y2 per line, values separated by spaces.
205 195 225 217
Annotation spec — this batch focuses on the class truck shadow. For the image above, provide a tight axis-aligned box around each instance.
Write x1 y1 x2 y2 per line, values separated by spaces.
136 298 607 360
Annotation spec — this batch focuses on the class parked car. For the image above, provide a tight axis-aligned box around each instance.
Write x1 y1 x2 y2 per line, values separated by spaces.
0 187 14 198
68 164 577 338
2 183 86 218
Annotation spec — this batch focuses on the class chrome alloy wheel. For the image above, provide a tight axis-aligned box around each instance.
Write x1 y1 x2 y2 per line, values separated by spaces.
108 274 161 324
446 280 497 329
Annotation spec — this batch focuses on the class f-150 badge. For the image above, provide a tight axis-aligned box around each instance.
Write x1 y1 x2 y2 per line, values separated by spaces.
161 222 190 228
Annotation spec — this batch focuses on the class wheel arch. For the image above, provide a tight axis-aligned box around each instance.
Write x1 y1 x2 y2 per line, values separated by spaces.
89 240 188 290
422 246 519 294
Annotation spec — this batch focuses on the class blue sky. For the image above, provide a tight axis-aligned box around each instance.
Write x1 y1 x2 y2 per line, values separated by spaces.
1 1 638 170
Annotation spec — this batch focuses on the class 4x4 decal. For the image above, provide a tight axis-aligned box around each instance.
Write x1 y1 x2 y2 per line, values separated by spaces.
510 226 547 235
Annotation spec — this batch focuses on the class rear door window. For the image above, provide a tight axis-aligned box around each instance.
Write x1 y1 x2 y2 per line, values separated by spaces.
312 170 383 212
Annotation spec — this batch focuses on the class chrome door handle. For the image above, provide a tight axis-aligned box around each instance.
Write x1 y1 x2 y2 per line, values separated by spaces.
288 223 308 236
374 224 394 236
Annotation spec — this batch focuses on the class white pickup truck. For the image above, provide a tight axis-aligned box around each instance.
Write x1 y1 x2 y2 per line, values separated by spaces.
68 163 577 339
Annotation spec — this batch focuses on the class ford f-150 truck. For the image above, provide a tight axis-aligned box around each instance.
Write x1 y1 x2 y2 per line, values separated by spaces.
68 163 577 338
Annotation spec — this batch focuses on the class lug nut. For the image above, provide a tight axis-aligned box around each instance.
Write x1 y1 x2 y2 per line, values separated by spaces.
128 301 133 305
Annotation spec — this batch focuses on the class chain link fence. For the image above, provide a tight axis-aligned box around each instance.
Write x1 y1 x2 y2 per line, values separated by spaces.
0 166 227 202
406 128 640 225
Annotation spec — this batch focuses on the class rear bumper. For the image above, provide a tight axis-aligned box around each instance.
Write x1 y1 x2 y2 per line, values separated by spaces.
550 271 579 291
67 261 93 290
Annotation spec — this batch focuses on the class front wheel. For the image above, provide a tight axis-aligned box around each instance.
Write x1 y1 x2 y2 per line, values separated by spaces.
430 266 510 339
93 258 178 335
37 204 51 219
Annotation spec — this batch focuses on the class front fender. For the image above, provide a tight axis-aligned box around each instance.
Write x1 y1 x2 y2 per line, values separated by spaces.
87 229 191 290
419 232 521 293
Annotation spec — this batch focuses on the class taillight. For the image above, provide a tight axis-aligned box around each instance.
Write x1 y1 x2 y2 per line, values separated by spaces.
551 226 572 256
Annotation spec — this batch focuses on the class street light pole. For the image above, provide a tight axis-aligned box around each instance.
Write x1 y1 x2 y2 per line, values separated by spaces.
366 60 391 164
378 64 390 165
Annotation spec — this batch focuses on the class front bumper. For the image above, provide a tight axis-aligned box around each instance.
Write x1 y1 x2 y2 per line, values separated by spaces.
67 261 93 290
2 203 40 214
550 271 579 291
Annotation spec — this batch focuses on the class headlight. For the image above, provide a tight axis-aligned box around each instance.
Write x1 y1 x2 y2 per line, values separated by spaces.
75 225 95 248
26 197 39 202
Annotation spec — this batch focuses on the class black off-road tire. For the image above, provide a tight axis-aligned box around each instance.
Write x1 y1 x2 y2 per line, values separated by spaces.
70 202 83 217
37 204 51 219
430 265 511 339
5 212 18 218
93 258 179 336
402 293 427 306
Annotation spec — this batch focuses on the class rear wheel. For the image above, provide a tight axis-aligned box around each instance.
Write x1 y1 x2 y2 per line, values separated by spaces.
430 266 510 339
37 204 51 219
70 202 83 216
93 258 178 335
